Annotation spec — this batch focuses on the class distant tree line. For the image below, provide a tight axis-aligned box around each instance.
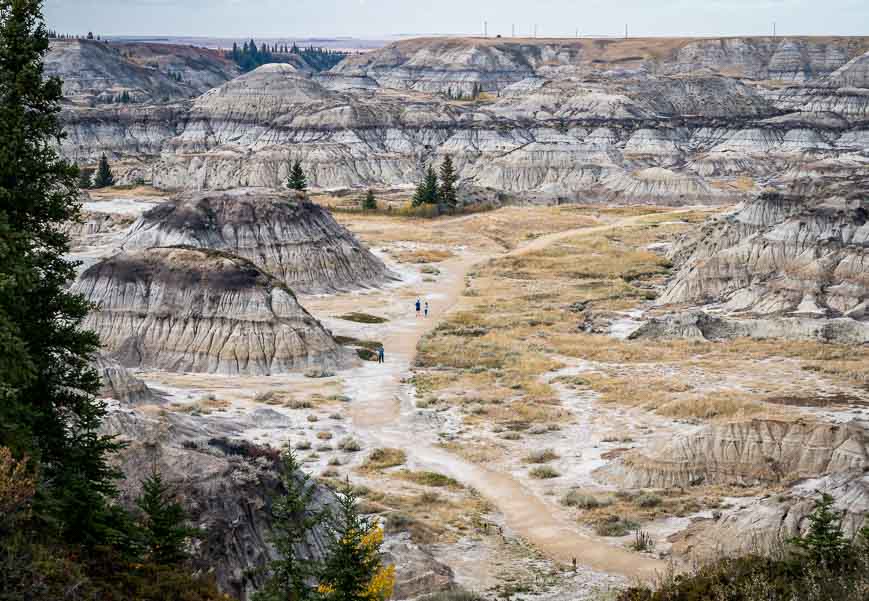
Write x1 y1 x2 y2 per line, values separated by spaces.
48 30 104 41
226 38 347 72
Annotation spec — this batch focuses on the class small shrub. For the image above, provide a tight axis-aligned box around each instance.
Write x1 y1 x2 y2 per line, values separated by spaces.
501 432 521 440
631 529 655 552
636 493 662 508
523 448 559 464
316 431 333 440
285 399 313 409
594 516 639 537
328 457 341 466
321 468 339 478
316 444 333 452
562 490 612 509
295 440 312 450
338 437 362 452
399 470 461 489
360 447 406 471
306 414 319 422
529 466 560 479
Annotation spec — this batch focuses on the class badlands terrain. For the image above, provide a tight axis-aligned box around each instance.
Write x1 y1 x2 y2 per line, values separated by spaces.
56 34 869 600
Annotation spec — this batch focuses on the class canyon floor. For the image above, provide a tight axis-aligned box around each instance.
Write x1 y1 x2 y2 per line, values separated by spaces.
85 188 869 600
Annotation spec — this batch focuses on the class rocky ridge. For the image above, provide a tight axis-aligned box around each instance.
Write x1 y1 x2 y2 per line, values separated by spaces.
57 36 869 203
73 247 346 375
635 176 868 342
601 418 869 489
121 189 395 293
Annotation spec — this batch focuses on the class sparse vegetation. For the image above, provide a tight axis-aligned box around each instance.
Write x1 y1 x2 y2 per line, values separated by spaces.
562 491 612 510
631 530 655 552
337 437 362 452
593 516 639 537
523 449 559 464
528 465 560 479
335 312 388 324
359 448 406 472
620 493 869 601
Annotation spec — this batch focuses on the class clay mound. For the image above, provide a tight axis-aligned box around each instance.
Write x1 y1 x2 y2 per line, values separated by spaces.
600 418 869 489
659 184 869 319
73 247 346 375
121 189 395 293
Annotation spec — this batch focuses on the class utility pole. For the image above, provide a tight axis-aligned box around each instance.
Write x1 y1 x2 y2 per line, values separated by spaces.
484 21 487 38
625 24 628 39
512 24 515 37
773 22 776 40
534 24 538 38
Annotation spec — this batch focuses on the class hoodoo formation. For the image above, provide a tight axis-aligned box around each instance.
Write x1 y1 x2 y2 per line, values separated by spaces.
73 247 346 375
121 188 395 293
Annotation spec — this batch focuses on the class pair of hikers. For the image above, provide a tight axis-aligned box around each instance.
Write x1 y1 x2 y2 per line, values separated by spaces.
415 298 429 318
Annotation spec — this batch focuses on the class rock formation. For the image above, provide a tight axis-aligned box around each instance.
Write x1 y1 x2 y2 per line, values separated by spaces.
641 177 869 342
121 189 395 293
47 39 238 105
103 408 333 599
94 353 162 404
56 36 869 203
73 247 346 375
600 418 869 489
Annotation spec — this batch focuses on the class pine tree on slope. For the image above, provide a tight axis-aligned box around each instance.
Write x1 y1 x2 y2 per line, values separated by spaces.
93 153 114 188
0 0 121 545
287 159 308 192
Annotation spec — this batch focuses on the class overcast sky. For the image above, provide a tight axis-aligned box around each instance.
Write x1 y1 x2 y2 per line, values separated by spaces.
44 0 869 38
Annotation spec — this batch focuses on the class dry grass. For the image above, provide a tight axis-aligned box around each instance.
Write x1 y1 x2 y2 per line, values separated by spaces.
334 479 491 545
394 248 455 263
357 447 407 472
390 469 465 490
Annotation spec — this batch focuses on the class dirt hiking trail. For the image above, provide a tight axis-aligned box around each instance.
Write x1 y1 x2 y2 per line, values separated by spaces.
342 213 672 579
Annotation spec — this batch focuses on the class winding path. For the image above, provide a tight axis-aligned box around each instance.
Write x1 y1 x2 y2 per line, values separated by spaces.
343 214 672 579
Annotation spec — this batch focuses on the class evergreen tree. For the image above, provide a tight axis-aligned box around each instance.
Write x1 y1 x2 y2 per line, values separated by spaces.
135 468 198 565
287 159 308 192
78 166 93 189
362 189 377 211
318 487 395 601
0 0 121 544
254 450 329 601
791 492 851 568
411 165 439 207
439 155 458 213
93 153 114 188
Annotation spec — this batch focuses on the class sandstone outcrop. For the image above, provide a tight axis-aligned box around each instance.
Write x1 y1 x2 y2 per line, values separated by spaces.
672 471 869 557
56 36 869 203
73 247 346 375
629 311 869 344
121 189 395 293
600 418 869 489
648 180 868 341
